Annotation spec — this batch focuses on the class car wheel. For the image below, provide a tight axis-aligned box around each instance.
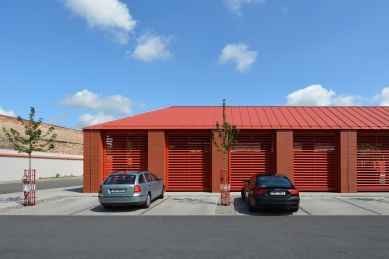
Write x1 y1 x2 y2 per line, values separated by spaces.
241 188 245 199
159 186 164 199
102 204 112 209
247 197 255 212
143 193 151 208
290 207 299 212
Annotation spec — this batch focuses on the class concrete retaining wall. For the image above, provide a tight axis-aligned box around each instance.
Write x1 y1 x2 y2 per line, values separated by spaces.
0 149 83 182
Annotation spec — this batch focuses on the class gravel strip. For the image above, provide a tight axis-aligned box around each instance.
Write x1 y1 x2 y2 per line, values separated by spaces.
214 195 239 215
0 196 70 213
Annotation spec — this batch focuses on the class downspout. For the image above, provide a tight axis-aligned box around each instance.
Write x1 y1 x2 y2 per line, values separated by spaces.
90 129 92 193
347 131 350 193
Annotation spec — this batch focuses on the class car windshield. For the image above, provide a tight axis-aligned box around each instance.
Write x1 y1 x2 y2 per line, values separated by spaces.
104 174 136 184
256 176 292 188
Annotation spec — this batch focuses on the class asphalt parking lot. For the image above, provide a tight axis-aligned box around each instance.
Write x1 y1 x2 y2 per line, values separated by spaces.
1 186 389 216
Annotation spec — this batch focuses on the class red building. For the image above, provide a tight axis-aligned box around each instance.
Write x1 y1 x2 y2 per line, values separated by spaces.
83 106 389 193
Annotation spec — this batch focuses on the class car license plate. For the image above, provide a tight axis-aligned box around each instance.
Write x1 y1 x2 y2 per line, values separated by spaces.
270 191 285 195
110 189 126 193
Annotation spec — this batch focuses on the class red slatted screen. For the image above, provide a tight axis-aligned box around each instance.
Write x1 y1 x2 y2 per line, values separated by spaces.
229 133 274 191
357 133 389 191
293 133 336 191
104 133 148 178
167 134 211 191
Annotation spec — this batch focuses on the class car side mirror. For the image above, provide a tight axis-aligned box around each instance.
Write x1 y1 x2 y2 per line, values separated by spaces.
157 177 162 181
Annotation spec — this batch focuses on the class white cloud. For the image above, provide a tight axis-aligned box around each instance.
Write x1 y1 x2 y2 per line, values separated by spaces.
286 85 334 106
371 87 389 106
333 95 361 106
128 31 174 62
286 85 361 106
60 89 143 115
61 0 137 44
218 43 257 72
0 107 16 117
75 112 115 129
224 0 265 15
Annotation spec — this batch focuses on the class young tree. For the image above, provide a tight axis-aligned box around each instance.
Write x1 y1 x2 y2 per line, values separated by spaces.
211 99 239 203
2 107 57 173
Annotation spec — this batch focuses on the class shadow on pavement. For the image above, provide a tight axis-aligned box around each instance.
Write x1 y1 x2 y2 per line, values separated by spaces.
90 205 142 213
63 187 84 193
0 196 23 204
90 202 158 213
233 197 294 216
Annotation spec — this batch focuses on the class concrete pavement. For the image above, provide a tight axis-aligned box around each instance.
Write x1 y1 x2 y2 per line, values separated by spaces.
1 186 389 215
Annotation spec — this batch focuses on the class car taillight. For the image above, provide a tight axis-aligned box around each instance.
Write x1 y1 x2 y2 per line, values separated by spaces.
253 189 267 195
98 185 102 193
134 185 142 193
288 189 299 195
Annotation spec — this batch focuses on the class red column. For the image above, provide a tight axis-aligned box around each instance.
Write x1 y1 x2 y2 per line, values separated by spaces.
83 130 104 193
211 130 224 193
338 130 357 193
148 130 166 181
275 130 294 182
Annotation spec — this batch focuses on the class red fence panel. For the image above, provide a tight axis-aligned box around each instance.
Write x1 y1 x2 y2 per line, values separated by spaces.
293 133 336 191
229 133 274 191
357 133 389 191
104 133 148 179
167 133 211 191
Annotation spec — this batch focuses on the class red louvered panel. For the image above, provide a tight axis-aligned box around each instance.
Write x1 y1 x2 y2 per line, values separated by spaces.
104 133 148 178
167 134 211 191
229 133 274 191
293 133 336 191
357 133 389 191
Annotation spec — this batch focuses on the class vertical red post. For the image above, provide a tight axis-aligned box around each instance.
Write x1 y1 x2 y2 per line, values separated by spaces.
220 169 230 206
22 169 36 206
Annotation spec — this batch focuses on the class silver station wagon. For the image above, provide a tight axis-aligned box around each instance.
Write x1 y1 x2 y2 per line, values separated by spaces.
98 171 164 209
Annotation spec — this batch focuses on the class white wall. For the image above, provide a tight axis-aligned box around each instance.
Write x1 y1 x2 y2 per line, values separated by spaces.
0 149 83 182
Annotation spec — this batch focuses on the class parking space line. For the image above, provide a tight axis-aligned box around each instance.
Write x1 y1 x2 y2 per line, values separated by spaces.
69 204 101 215
298 206 311 215
332 197 381 215
139 198 170 215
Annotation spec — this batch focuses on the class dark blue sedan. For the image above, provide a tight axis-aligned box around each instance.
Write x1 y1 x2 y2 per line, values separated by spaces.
242 174 300 212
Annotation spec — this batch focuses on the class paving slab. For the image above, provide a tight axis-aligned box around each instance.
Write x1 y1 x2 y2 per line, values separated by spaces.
2 187 389 216
335 197 389 215
0 195 219 216
143 197 218 215
298 197 378 215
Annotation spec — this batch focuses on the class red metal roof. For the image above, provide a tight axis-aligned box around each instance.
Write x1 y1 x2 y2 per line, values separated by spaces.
83 106 389 130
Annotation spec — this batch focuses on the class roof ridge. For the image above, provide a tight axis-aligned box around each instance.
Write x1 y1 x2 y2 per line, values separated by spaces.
82 106 171 130
84 106 389 130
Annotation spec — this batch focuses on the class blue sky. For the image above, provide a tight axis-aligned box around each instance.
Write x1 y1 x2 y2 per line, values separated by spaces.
1 0 389 129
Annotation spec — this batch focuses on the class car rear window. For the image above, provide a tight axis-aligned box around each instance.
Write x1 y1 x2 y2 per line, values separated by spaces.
104 174 136 184
256 176 292 187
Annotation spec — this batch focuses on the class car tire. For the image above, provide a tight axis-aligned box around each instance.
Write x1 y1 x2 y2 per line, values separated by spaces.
290 207 299 212
241 188 245 199
248 197 255 212
159 186 164 199
143 193 151 208
102 204 112 209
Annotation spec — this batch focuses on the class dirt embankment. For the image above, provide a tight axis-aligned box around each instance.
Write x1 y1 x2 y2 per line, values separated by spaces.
0 115 83 155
